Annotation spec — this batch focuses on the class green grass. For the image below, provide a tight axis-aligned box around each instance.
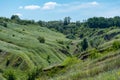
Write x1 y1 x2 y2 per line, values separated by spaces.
0 22 70 79
47 50 120 80
1 21 120 80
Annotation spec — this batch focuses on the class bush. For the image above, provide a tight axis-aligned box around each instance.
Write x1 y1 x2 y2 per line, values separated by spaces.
62 57 81 66
56 40 64 44
0 22 7 27
27 67 42 80
89 48 101 59
113 41 120 50
66 34 76 39
37 36 45 43
3 70 16 80
81 38 88 51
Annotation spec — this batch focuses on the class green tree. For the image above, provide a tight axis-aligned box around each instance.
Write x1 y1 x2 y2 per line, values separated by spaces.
37 36 45 43
113 16 120 27
76 21 81 26
81 38 88 51
64 17 71 25
11 15 20 21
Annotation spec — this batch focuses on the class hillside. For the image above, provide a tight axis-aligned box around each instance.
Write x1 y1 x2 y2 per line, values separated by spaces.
0 16 120 80
0 22 71 80
36 26 120 80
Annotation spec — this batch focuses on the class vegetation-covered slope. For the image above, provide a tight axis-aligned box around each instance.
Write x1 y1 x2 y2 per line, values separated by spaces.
0 16 120 80
0 21 71 79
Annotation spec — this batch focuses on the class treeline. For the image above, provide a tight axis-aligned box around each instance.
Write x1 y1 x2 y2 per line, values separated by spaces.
85 16 120 28
0 15 120 39
1 15 120 28
37 17 80 39
37 16 120 39
0 15 36 26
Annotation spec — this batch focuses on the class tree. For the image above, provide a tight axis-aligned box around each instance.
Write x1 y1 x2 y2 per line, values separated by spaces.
11 15 20 21
113 16 120 27
64 17 71 25
66 34 75 39
76 21 81 26
81 38 88 51
37 36 45 43
37 20 44 26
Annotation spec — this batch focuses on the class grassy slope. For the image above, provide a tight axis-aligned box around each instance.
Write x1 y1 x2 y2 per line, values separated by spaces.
37 26 120 80
1 21 120 80
0 22 70 79
46 48 120 80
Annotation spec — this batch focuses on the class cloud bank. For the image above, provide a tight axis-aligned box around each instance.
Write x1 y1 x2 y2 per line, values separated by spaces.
19 1 99 11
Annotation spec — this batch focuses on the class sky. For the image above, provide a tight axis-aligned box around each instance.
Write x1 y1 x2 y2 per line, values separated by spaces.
0 0 120 21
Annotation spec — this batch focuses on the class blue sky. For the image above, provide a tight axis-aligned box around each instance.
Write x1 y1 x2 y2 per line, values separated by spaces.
0 0 120 21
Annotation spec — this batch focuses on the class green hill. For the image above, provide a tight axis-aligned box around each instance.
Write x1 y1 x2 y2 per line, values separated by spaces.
37 26 120 80
0 16 120 80
0 22 71 79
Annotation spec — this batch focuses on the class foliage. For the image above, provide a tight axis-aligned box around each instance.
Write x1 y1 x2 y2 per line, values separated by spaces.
81 38 88 51
113 41 120 50
0 21 7 27
11 15 20 21
86 16 120 28
37 20 46 27
19 20 35 25
64 17 71 25
47 55 51 64
27 67 42 80
66 34 76 39
76 21 81 26
37 36 45 43
3 70 16 80
89 48 101 59
56 39 64 44
62 57 81 66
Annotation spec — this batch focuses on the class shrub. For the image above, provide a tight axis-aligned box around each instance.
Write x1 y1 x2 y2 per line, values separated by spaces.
62 57 81 66
56 40 64 44
27 67 42 80
81 38 88 51
89 48 101 59
12 34 15 37
66 34 76 39
6 59 10 66
0 22 7 27
22 29 25 31
113 41 120 50
3 70 16 80
37 36 45 43
47 55 51 64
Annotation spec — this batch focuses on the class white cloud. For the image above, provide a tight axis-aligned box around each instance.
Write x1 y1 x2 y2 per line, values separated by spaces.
58 1 100 12
19 5 41 10
19 6 23 9
89 1 99 6
24 5 40 10
42 2 58 10
18 1 99 11
14 13 22 17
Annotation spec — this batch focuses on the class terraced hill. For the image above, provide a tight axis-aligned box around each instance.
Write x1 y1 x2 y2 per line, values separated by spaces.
0 22 71 79
33 26 120 80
